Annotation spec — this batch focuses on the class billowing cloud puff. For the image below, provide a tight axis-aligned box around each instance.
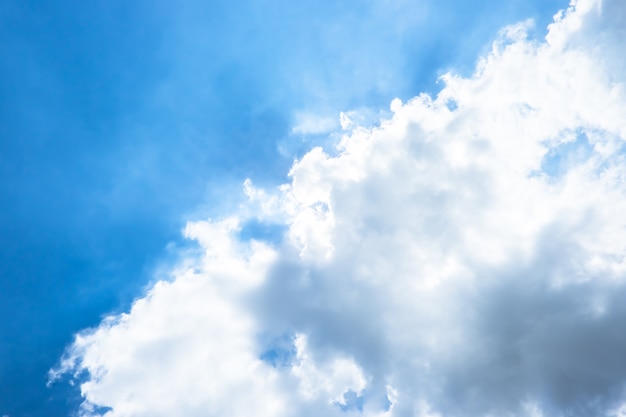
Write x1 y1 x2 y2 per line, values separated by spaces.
51 0 626 416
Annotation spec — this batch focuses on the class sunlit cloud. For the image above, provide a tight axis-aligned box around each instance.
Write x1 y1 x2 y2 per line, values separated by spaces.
51 1 626 416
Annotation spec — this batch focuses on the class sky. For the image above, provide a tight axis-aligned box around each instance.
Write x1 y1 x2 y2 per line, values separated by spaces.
1 0 626 416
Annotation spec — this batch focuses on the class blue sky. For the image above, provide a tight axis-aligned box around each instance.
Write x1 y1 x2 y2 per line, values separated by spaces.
2 1 625 416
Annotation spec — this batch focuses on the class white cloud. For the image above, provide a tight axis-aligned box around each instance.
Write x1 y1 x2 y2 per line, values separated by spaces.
291 112 339 135
291 334 367 404
52 0 626 416
51 220 286 417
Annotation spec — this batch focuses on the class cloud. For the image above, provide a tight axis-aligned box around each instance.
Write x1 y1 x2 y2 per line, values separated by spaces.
291 112 339 136
51 0 626 416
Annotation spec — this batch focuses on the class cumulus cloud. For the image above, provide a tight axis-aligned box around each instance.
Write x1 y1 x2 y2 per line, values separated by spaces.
51 0 626 416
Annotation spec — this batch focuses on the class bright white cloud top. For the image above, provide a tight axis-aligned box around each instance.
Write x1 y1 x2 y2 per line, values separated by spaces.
51 1 626 416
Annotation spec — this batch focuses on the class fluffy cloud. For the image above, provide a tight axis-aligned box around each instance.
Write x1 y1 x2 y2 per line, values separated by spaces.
51 0 626 416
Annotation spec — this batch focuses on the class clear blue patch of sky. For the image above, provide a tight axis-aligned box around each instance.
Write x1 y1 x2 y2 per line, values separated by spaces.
258 332 298 369
541 131 594 179
238 219 287 247
336 390 366 412
333 388 392 413
0 0 568 415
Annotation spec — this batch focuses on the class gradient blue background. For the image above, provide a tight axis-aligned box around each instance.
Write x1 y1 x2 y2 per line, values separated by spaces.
0 1 563 415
